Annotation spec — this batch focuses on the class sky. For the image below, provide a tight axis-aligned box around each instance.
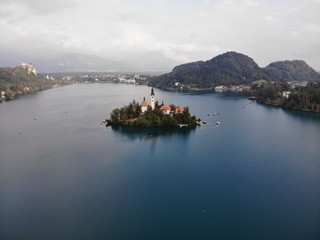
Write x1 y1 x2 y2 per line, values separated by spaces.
0 0 319 70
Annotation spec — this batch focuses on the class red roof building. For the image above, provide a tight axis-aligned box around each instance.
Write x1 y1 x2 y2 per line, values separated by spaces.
175 107 185 113
140 97 148 113
141 101 148 107
160 105 171 115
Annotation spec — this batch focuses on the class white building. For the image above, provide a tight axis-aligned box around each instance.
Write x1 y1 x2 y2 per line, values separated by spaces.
150 87 155 110
282 91 291 99
1 91 5 101
140 97 148 113
160 105 171 115
215 85 228 92
140 87 156 113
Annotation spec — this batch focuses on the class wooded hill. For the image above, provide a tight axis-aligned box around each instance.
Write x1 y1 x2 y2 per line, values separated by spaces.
0 66 57 101
264 60 320 82
150 52 320 90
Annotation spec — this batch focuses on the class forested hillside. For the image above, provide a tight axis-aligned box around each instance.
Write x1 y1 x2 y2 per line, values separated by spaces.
150 52 320 90
264 60 320 82
0 66 57 101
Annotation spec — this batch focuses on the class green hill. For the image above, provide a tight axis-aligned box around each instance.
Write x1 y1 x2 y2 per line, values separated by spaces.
0 65 56 101
150 52 320 90
264 60 320 82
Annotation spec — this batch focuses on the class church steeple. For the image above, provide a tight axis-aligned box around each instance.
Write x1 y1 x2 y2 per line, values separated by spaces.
150 87 155 110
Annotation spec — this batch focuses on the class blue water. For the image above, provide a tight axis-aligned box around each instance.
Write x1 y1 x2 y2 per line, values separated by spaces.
0 84 319 240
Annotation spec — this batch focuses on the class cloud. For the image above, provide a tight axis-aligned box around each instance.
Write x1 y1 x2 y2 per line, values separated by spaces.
305 23 320 33
0 0 320 70
244 0 258 7
111 28 222 62
118 10 154 24
0 0 75 15
264 16 275 22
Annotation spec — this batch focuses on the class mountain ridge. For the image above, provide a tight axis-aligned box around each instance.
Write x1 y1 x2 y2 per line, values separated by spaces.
33 53 132 72
150 52 320 90
264 60 320 82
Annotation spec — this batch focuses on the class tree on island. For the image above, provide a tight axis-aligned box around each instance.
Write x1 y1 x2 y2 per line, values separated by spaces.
109 100 199 127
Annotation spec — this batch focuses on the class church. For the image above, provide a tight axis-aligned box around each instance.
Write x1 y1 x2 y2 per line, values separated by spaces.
140 87 184 115
140 87 155 113
107 86 197 127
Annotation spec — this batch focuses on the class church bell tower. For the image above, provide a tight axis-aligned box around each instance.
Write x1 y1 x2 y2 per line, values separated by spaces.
150 87 155 110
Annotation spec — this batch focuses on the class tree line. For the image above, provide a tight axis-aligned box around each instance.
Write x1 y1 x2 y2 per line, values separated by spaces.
110 101 199 127
0 67 69 101
250 82 320 112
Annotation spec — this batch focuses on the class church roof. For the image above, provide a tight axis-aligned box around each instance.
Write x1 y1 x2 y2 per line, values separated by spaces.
141 101 148 107
160 105 171 111
175 107 185 113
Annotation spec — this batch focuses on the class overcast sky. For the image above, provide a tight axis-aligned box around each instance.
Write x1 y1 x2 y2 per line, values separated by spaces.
0 0 319 70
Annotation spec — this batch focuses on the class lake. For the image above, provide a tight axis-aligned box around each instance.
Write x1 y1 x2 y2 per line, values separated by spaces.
0 84 319 240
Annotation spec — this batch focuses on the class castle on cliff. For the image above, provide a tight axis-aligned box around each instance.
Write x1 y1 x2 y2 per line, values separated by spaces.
21 63 37 76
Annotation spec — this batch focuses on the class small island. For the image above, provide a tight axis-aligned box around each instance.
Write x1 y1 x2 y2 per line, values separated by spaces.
104 87 201 128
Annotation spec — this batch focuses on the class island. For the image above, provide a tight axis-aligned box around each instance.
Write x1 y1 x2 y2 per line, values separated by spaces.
104 87 201 128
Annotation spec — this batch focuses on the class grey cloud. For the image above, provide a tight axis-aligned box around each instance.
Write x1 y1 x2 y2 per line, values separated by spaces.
118 10 154 24
0 0 76 15
0 0 319 71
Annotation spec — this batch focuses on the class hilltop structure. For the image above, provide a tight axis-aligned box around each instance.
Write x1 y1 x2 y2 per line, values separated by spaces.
0 64 62 101
21 63 37 76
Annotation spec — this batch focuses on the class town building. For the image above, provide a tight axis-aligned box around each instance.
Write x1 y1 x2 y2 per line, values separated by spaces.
282 91 291 99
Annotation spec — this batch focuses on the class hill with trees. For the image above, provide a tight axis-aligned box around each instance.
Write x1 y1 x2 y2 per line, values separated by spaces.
150 52 320 91
264 60 320 82
0 65 63 101
250 81 320 112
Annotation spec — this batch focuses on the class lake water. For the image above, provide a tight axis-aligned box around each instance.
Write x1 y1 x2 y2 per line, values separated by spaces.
0 84 319 240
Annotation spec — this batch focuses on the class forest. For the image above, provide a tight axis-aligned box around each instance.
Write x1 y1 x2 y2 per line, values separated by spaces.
0 66 68 101
250 82 320 112
109 101 199 127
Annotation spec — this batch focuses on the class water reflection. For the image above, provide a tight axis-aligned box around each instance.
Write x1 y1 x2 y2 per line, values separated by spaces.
283 109 320 123
110 125 196 142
